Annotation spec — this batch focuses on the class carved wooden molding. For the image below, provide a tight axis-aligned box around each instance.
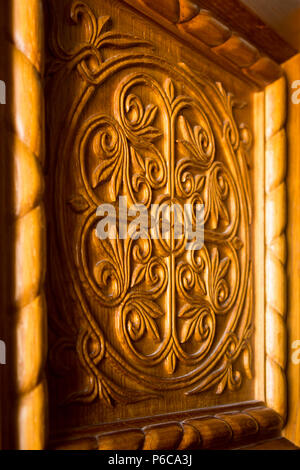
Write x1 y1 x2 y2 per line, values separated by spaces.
52 405 283 450
122 0 283 88
161 0 297 64
8 0 47 450
265 76 287 422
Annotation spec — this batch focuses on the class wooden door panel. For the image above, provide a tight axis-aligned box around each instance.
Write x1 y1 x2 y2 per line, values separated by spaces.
43 0 286 449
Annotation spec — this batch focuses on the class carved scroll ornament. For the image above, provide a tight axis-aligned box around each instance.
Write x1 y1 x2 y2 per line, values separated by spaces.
47 1 253 407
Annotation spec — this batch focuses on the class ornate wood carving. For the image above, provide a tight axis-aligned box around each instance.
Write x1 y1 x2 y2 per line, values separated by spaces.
265 76 287 421
46 0 253 418
0 0 291 451
123 0 283 88
41 0 290 450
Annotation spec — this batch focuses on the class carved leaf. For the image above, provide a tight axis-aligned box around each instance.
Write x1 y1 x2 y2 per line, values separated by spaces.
142 312 160 341
188 366 227 394
217 256 230 280
97 16 110 36
210 192 229 229
211 248 230 282
179 306 212 344
177 114 215 168
135 126 162 141
68 194 90 213
137 298 164 319
211 247 219 276
124 95 162 142
109 158 123 201
195 175 205 192
126 298 163 343
92 158 123 201
130 146 145 172
180 317 198 344
179 116 196 154
216 369 229 395
178 306 199 319
92 159 115 188
142 103 158 127
97 32 153 49
196 275 207 296
207 167 230 229
131 264 147 287
100 237 123 269
164 78 175 103
165 351 176 374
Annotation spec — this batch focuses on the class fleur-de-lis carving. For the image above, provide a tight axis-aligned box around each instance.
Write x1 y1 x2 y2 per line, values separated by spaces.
47 0 253 406
177 115 215 168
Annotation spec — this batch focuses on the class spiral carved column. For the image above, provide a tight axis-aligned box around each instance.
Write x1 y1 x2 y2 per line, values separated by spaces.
265 76 287 422
8 0 47 449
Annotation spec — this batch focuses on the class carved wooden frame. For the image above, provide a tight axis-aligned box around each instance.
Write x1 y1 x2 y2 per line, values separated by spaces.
7 0 287 449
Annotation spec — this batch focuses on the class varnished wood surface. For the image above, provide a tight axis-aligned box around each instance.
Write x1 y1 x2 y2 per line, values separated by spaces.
186 0 297 63
123 0 286 88
241 0 300 51
45 0 259 439
1 0 47 450
42 0 291 450
0 0 296 450
282 53 300 447
50 403 283 450
265 77 287 421
242 437 299 450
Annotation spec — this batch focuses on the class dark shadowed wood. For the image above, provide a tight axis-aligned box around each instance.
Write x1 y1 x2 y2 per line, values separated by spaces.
242 437 299 450
191 0 297 63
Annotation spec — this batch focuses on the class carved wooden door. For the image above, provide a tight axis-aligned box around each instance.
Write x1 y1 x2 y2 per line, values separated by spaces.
39 0 291 450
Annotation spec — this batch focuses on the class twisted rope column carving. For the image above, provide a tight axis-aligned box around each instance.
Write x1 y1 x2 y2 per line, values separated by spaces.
265 76 287 421
8 0 47 449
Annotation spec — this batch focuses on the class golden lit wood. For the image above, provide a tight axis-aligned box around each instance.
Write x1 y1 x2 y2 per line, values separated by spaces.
8 0 47 450
265 76 287 421
42 0 291 449
282 53 300 447
1 0 298 450
45 1 256 438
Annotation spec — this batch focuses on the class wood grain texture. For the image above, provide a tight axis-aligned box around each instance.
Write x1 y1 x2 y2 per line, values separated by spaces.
0 0 293 451
240 0 300 52
43 0 292 449
45 0 255 436
51 405 283 450
282 53 300 447
123 0 284 87
7 0 47 450
265 76 287 422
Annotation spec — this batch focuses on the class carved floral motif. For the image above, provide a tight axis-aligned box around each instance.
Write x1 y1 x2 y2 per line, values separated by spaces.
47 1 253 406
